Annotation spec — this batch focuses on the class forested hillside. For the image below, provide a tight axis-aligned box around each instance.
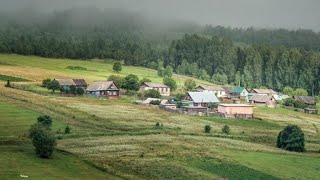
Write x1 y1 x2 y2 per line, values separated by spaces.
203 26 320 51
0 8 320 94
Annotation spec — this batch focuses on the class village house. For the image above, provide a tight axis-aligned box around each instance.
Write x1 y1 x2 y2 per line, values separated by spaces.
73 79 88 89
273 94 290 102
218 104 254 119
56 78 87 92
140 82 170 96
249 94 276 108
196 85 226 98
86 81 120 98
185 91 220 107
251 88 277 96
56 79 76 92
294 96 316 106
229 87 249 102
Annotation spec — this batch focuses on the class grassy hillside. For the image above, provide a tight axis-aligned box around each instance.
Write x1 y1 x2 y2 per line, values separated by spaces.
0 54 211 87
0 54 320 179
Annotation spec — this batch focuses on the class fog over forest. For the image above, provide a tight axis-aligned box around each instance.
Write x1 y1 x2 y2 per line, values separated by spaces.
0 0 320 31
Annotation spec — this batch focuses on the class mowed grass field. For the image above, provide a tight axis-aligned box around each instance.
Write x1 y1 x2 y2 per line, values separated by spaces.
0 54 320 179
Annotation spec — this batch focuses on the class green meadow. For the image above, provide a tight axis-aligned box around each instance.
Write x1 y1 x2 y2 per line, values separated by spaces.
0 54 320 179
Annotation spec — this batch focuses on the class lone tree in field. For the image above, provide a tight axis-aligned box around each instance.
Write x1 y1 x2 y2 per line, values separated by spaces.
277 125 305 152
47 79 60 93
29 115 56 158
113 62 122 73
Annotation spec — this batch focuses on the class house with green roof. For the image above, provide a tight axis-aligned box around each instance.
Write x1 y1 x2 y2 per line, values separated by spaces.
230 87 249 102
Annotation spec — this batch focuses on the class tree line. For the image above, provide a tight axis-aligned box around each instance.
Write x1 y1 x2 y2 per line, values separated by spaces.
1 8 320 95
166 34 320 95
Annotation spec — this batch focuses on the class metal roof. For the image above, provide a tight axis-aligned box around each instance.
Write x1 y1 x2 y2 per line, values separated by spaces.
188 91 220 103
86 81 118 91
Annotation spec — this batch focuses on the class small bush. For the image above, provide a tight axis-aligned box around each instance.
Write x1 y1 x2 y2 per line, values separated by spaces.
113 62 122 72
277 125 305 152
283 98 295 107
42 78 51 88
155 122 163 129
126 90 137 96
144 89 161 98
64 125 71 134
293 100 307 109
222 125 230 134
150 100 161 105
184 79 196 91
76 87 85 95
155 122 160 127
69 85 77 95
208 103 218 109
37 115 52 129
66 66 87 71
204 125 211 133
4 80 11 87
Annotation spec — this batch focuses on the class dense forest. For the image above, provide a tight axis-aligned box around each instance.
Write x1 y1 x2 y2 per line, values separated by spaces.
0 8 320 95
203 26 320 51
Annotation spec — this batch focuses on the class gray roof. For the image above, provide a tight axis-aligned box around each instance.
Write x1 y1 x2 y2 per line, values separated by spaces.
294 96 316 105
250 94 272 103
188 91 220 103
142 82 169 88
86 81 118 91
56 79 75 86
197 85 225 91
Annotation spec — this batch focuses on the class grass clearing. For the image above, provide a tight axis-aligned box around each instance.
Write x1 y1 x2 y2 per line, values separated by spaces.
0 145 115 180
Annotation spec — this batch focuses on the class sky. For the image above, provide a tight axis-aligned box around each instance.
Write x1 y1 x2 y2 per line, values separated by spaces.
1 0 320 31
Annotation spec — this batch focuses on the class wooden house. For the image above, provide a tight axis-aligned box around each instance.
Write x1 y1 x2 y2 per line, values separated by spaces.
218 104 254 119
251 88 277 96
140 82 170 96
229 87 249 102
56 79 76 92
56 78 87 92
294 96 316 106
185 91 220 107
249 94 276 108
196 85 226 97
86 81 120 98
73 79 88 89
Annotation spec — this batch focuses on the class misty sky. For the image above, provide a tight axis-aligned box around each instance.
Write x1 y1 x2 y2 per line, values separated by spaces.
1 0 320 31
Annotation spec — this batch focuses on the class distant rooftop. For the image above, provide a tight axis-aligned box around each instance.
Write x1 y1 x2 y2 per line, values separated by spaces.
142 82 168 88
188 91 219 103
219 104 253 107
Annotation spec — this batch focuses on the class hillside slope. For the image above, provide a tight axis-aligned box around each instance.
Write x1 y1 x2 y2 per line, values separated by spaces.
0 54 320 179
